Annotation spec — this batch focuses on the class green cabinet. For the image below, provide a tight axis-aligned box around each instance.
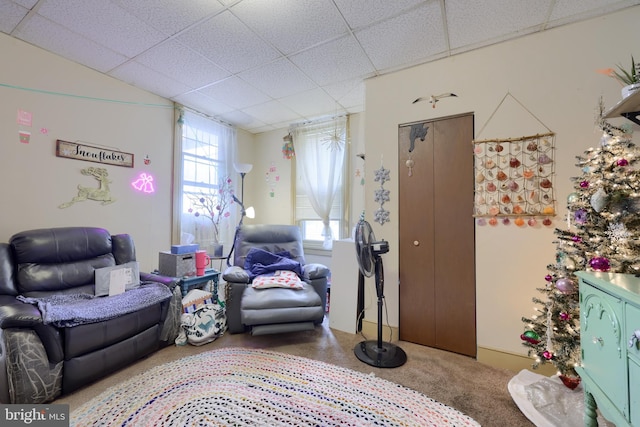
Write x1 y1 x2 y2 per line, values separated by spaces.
576 271 640 427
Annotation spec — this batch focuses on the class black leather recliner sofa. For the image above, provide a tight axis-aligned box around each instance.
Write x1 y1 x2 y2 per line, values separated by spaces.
0 227 182 404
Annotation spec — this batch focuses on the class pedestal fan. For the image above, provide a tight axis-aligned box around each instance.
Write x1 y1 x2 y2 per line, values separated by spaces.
354 219 407 368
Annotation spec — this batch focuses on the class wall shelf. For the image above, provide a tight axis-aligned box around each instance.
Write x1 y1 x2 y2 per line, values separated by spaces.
605 89 640 126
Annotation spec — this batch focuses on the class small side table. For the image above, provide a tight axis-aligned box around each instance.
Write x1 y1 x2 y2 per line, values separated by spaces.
180 268 221 302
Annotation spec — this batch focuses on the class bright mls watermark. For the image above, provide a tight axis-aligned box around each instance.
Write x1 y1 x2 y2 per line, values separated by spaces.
1 404 69 426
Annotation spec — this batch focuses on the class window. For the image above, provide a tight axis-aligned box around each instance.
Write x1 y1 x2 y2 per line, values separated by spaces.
292 116 349 250
174 109 237 252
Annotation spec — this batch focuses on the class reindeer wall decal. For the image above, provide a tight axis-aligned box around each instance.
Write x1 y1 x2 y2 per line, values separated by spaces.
59 167 116 208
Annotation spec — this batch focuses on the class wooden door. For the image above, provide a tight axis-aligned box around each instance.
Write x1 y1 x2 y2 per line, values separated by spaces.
398 113 476 357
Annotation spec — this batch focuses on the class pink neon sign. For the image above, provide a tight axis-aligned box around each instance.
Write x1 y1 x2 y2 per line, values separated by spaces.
131 173 155 193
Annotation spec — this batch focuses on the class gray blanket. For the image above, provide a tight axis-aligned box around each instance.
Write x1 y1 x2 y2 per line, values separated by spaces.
17 283 173 327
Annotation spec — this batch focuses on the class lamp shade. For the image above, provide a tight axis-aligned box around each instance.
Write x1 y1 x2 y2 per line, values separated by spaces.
234 163 253 174
245 206 256 219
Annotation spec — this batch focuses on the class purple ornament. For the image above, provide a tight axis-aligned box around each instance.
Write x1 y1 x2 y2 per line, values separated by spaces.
617 158 629 167
590 256 611 272
572 235 582 242
555 278 575 294
545 275 553 282
580 180 589 188
574 209 588 224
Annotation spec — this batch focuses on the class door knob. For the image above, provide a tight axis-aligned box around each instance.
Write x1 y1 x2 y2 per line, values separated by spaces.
413 240 420 246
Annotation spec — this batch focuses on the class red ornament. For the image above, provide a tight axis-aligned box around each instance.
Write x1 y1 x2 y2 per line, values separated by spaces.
559 374 581 390
580 180 589 188
559 312 570 321
617 158 629 167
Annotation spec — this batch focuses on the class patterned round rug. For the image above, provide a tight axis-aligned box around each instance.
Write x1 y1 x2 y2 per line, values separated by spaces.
71 347 479 426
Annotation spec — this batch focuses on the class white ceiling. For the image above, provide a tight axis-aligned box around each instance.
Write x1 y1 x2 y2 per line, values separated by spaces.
2 0 639 134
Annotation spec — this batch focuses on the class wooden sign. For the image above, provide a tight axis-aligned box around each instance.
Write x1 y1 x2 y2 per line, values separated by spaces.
56 140 134 168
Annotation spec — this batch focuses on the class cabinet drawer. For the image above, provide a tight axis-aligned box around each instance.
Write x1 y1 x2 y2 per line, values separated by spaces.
626 302 640 362
581 284 626 412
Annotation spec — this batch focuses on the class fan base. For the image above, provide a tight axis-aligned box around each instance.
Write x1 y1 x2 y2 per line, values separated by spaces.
354 340 407 368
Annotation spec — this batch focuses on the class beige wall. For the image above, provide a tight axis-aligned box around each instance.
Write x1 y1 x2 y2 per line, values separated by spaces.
247 113 366 239
364 7 640 361
1 7 638 365
0 33 174 272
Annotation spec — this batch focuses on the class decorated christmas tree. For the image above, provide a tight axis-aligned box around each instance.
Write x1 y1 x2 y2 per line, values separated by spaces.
521 102 639 387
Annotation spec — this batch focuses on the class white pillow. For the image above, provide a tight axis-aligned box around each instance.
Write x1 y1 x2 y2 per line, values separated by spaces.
252 270 304 289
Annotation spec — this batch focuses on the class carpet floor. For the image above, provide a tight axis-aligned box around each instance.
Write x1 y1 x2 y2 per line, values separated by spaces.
70 347 480 426
54 319 533 426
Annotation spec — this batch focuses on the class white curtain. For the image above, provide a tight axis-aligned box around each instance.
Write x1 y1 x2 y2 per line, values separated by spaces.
292 116 347 249
173 106 237 254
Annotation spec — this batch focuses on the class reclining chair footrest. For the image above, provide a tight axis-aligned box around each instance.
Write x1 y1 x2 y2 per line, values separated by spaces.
250 322 314 336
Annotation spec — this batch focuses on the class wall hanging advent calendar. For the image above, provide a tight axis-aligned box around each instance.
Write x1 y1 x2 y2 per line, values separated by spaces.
473 93 556 227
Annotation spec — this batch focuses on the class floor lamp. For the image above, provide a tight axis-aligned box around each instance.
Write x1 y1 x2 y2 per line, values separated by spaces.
234 163 253 203
227 163 255 267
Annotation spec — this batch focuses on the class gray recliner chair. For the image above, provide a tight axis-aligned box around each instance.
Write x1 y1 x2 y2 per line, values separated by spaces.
222 224 329 335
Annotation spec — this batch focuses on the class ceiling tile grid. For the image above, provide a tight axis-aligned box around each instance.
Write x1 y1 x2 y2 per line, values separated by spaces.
289 34 376 87
230 0 349 55
35 0 166 58
198 76 271 110
176 10 281 75
1 0 638 133
355 1 447 71
237 58 317 99
133 39 231 89
0 1 30 33
13 13 128 73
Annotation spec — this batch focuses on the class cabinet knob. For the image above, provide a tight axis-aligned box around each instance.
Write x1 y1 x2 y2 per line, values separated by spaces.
592 336 604 346
413 240 420 246
629 329 640 348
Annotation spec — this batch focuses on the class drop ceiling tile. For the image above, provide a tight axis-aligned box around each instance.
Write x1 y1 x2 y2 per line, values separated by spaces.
323 79 365 109
177 10 280 74
356 1 446 71
173 91 235 117
0 1 30 34
334 0 426 29
135 40 230 89
36 0 166 57
198 76 271 109
230 0 348 55
279 87 340 118
14 14 127 73
290 35 375 86
243 100 302 124
109 61 191 98
111 0 224 36
218 109 267 129
549 0 639 23
13 0 38 7
446 0 553 49
247 123 278 134
238 58 316 99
